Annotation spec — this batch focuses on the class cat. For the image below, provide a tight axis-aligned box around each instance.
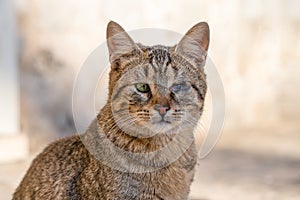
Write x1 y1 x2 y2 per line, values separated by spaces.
13 21 209 200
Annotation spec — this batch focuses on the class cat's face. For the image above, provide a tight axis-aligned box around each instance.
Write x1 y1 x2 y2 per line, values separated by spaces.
106 22 209 137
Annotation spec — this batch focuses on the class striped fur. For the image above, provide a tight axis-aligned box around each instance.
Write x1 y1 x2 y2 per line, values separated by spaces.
13 21 210 200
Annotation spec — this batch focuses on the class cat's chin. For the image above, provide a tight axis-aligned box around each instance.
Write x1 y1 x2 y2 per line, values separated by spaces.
120 122 177 138
152 120 172 129
147 121 181 135
153 120 171 125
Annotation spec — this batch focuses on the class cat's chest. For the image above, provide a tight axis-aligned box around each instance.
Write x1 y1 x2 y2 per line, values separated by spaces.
117 163 194 200
85 145 197 199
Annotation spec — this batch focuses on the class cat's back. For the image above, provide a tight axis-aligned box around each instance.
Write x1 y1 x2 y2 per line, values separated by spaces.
13 135 90 199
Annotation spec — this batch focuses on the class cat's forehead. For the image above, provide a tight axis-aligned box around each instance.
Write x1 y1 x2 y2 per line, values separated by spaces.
138 44 171 52
122 46 187 87
139 45 172 61
115 44 203 87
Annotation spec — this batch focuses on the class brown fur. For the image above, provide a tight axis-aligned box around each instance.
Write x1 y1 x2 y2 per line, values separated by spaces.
13 21 209 200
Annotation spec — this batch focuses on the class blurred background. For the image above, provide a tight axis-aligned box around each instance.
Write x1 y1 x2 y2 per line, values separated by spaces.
0 0 300 199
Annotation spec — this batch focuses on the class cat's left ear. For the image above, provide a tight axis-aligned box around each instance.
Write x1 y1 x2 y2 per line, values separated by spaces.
106 21 141 62
175 22 210 68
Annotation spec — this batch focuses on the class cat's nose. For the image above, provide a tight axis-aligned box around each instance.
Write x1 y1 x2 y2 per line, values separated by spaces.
154 104 170 116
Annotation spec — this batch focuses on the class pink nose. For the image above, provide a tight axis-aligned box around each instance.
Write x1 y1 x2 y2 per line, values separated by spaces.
154 104 170 116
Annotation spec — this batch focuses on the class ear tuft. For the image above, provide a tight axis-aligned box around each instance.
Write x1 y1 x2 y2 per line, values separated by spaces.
106 21 140 62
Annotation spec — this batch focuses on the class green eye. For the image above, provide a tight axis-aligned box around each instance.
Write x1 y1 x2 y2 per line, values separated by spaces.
136 83 150 93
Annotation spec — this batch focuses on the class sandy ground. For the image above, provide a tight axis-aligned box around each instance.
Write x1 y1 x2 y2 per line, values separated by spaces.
1 128 300 200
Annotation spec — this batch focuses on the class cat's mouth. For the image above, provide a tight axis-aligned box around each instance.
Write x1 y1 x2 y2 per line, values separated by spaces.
158 119 171 124
149 119 180 133
155 119 171 124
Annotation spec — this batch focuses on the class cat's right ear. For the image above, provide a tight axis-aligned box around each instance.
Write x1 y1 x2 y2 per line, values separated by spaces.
175 22 210 69
106 21 141 63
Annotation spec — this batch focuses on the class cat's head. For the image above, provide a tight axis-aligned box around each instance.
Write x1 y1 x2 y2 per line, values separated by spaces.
106 21 209 137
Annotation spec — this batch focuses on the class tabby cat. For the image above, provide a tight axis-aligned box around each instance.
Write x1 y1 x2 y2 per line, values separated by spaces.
13 21 209 200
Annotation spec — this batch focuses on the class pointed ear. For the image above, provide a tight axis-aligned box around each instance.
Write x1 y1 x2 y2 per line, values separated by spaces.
106 21 141 62
175 22 210 68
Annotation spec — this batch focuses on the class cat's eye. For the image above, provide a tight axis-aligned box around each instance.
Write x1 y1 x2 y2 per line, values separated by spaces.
170 83 190 93
136 83 150 93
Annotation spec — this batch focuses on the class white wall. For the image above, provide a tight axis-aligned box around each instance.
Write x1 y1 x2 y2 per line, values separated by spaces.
0 0 19 135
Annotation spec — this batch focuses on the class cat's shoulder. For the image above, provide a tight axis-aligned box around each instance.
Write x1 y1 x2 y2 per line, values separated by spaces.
31 134 89 167
41 134 84 153
13 135 90 199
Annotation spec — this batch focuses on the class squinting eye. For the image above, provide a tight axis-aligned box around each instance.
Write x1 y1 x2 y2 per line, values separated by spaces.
136 83 150 93
170 83 190 93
